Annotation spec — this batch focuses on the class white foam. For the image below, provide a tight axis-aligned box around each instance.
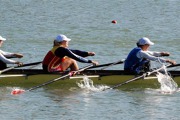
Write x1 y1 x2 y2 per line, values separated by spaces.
76 75 109 92
156 66 178 93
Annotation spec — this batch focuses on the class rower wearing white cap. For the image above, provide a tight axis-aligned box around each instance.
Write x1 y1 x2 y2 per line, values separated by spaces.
0 35 23 70
42 34 98 72
124 37 176 74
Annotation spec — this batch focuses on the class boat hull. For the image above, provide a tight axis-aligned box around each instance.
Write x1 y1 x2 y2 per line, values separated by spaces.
0 69 179 89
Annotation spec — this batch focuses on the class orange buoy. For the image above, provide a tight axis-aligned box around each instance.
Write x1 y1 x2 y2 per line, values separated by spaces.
111 20 117 24
11 89 25 95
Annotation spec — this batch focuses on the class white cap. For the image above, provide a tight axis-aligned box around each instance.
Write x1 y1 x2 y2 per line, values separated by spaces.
137 37 154 45
55 34 71 42
0 36 6 41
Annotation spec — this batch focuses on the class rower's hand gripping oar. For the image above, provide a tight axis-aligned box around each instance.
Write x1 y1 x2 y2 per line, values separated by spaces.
105 64 170 90
11 64 94 95
0 61 42 74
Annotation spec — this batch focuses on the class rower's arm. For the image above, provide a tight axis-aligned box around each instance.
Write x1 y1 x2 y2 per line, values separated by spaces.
55 47 92 63
0 53 16 64
138 51 166 63
70 49 89 57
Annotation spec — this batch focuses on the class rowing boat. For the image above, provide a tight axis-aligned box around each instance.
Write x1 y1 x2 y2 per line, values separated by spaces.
1 69 180 89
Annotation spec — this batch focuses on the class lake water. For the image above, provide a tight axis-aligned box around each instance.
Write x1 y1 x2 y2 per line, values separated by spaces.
0 0 180 120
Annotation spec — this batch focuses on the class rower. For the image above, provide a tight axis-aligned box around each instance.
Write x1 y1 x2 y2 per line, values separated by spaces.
42 34 98 73
124 37 176 74
0 35 23 70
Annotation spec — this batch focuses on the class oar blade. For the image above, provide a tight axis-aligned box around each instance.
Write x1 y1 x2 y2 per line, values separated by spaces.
11 89 25 95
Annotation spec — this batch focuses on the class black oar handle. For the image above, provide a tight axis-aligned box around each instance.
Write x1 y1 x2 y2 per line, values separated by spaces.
167 64 180 68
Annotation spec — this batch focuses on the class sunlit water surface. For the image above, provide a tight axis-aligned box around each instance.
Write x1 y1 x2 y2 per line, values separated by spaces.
0 0 179 119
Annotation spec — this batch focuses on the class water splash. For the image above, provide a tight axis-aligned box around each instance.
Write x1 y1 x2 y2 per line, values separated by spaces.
76 75 109 91
156 65 178 94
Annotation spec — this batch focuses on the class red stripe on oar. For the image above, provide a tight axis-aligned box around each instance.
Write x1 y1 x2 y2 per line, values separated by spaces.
11 89 25 95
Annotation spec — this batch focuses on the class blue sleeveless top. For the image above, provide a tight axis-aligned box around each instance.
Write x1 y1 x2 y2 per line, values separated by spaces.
124 47 142 70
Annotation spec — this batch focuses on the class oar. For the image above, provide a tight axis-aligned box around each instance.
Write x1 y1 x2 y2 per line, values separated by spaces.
167 63 180 68
101 59 125 70
105 65 169 90
88 59 125 69
17 61 42 68
11 64 94 95
0 61 42 74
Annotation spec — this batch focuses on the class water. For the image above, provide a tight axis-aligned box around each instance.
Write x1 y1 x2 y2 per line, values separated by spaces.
1 87 180 120
0 0 180 119
156 65 178 93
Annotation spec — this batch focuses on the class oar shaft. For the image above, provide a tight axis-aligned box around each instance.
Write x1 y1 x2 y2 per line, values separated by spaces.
18 61 42 68
27 73 70 91
0 61 42 74
101 59 125 70
88 60 124 69
26 64 94 92
167 64 180 68
112 75 144 89
0 66 16 74
110 65 169 90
